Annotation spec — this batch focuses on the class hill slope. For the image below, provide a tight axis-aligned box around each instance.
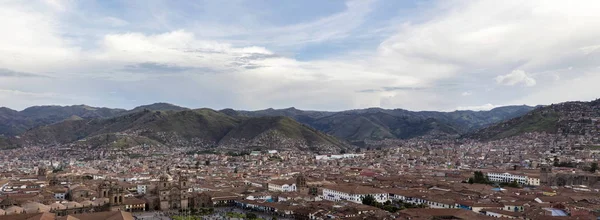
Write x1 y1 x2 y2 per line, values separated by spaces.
0 103 535 143
11 109 346 152
0 103 188 136
470 100 600 140
222 105 535 141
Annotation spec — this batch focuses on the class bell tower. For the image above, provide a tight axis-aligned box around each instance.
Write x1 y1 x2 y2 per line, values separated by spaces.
108 182 124 206
540 163 553 186
296 173 307 188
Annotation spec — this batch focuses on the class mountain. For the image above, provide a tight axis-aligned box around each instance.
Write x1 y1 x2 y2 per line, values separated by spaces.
470 100 600 140
8 109 347 152
0 103 536 146
221 105 536 141
219 116 345 151
126 102 189 113
0 103 188 136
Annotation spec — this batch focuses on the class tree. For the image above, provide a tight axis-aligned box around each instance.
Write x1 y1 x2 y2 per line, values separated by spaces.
590 162 598 173
471 171 490 184
195 161 200 169
553 156 560 167
246 213 257 219
362 195 376 206
234 167 238 173
506 180 520 188
468 178 474 184
340 149 347 154
205 160 210 166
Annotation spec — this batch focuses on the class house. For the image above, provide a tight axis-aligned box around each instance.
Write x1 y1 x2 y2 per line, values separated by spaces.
480 208 524 218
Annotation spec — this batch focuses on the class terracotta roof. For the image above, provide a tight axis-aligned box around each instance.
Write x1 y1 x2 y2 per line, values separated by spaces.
399 208 497 220
21 202 51 213
0 212 55 220
49 203 66 210
5 205 24 214
122 198 145 205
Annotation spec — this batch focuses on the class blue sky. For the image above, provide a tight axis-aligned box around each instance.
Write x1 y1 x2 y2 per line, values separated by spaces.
1 0 600 111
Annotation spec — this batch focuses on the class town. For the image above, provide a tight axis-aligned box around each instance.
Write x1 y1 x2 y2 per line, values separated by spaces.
0 131 599 220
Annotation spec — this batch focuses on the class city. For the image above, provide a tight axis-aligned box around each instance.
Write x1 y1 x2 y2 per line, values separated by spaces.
2 0 600 219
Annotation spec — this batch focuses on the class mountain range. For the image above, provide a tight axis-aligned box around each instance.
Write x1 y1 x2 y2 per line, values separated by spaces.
0 103 540 151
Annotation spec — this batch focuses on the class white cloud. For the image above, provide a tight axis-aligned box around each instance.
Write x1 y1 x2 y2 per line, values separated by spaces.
495 70 536 87
1 0 600 111
456 103 496 111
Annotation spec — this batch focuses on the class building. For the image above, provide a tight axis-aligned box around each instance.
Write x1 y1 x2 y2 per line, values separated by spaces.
268 179 297 192
98 181 125 208
137 184 147 195
156 173 190 211
486 172 527 185
526 176 541 186
322 184 388 204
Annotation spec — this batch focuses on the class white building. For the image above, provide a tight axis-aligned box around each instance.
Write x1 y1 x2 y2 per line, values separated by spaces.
486 171 540 186
315 154 365 160
137 184 147 195
54 192 66 200
268 180 296 192
486 172 527 185
526 176 540 186
322 185 388 204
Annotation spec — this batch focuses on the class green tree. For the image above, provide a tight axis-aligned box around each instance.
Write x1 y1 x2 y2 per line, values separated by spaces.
590 162 598 173
362 195 376 206
246 213 257 219
471 171 490 184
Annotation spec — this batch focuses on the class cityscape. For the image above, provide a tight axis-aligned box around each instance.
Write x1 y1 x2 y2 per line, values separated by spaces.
2 0 600 220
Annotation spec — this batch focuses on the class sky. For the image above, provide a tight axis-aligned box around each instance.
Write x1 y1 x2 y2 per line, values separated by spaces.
1 0 600 111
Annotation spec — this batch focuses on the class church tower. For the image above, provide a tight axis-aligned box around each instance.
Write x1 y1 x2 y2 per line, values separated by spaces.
540 163 553 186
296 173 307 188
178 173 189 210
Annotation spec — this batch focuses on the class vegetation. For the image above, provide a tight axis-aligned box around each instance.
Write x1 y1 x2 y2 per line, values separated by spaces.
362 195 426 213
468 171 491 184
590 162 598 173
225 212 246 218
14 108 348 151
471 109 559 140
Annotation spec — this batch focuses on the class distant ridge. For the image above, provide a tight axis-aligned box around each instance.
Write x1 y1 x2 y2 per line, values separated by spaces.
6 109 347 152
0 103 536 143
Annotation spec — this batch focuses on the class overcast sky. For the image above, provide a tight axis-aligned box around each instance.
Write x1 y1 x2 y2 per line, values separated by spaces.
1 0 599 111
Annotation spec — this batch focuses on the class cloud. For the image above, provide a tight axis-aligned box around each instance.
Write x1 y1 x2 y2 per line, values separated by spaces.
0 69 49 78
1 0 600 111
122 62 197 74
495 70 536 87
456 103 496 111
